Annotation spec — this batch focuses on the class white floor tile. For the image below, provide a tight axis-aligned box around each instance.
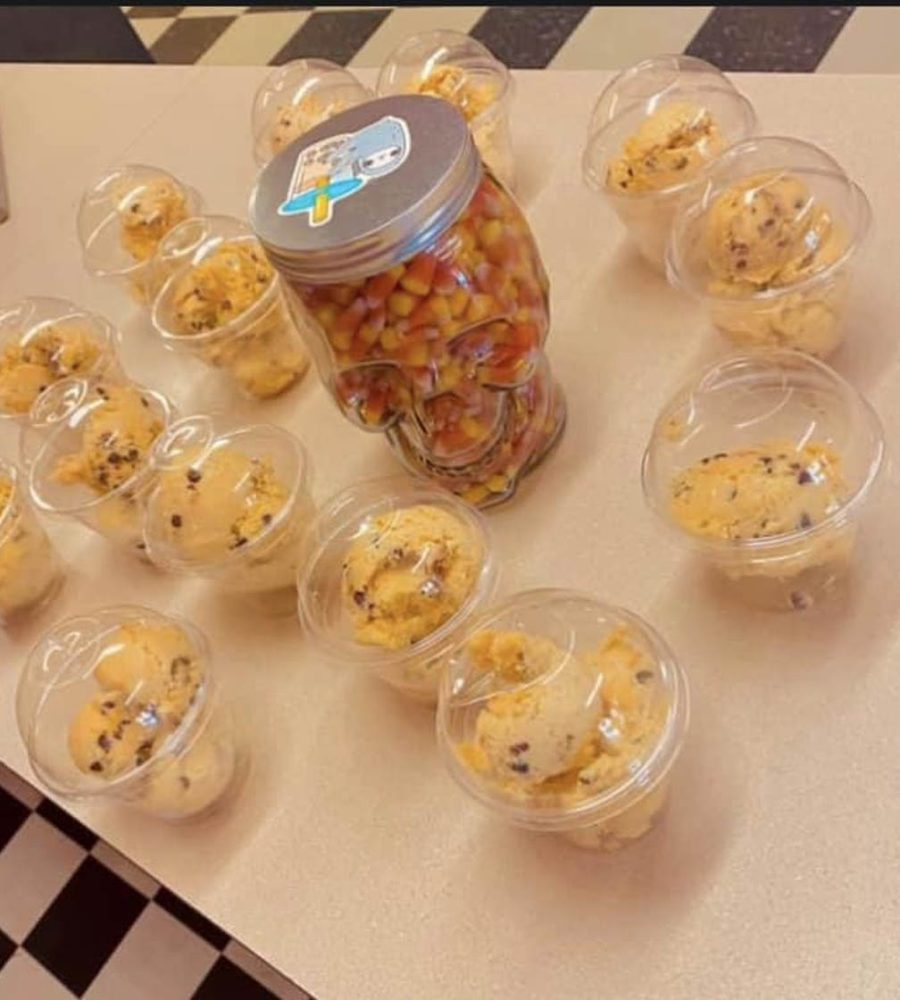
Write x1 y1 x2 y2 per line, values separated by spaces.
349 7 487 69
198 10 310 66
225 940 310 1000
84 903 217 1000
0 816 85 943
0 764 42 810
90 842 159 900
131 17 177 51
0 951 75 999
818 7 900 73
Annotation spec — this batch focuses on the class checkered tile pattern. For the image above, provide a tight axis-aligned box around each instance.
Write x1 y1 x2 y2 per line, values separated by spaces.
0 763 309 999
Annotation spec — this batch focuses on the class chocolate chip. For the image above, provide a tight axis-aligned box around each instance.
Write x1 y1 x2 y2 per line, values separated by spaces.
171 514 182 528
127 448 140 462
232 536 247 548
186 468 202 484
135 741 154 766
107 452 122 465
509 742 530 755
508 761 530 774
102 700 116 711
797 469 813 485
790 590 811 611
798 512 813 530
352 589 367 607
262 513 272 525
714 452 727 460
179 776 191 790
736 259 747 270
636 669 654 684
98 734 112 751
89 761 103 773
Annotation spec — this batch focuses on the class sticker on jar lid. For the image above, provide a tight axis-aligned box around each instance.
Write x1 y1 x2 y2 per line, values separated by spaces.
278 115 411 227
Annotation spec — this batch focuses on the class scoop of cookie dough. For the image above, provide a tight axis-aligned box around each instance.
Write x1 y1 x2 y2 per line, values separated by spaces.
606 101 724 194
140 732 234 819
669 441 848 541
151 444 288 563
68 690 166 779
270 96 349 155
53 384 163 494
0 323 102 415
413 64 497 123
342 504 481 649
119 178 190 263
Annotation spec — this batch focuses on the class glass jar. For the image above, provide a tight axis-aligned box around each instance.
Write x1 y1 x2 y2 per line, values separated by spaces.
642 350 884 610
250 95 565 508
0 297 122 420
27 377 174 557
252 59 373 167
0 458 65 625
667 137 871 359
151 214 310 401
142 414 313 614
16 605 242 822
297 476 496 703
583 55 757 271
376 30 515 190
77 164 203 305
437 589 689 851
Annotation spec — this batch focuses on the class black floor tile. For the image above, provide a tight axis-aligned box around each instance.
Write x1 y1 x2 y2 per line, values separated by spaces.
36 799 98 853
155 887 229 952
23 857 147 996
0 6 152 63
0 786 29 853
271 8 391 67
194 956 277 999
470 6 590 69
0 929 14 973
686 5 855 72
151 14 234 65
128 5 184 17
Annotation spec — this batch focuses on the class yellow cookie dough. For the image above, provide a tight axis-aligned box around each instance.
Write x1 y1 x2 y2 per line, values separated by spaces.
68 690 166 779
0 476 61 620
119 178 190 263
0 322 103 415
270 96 349 156
606 101 724 195
140 731 235 820
669 441 848 542
342 504 481 649
412 64 498 123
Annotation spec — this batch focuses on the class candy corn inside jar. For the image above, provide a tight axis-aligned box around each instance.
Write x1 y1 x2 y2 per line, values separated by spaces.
250 95 565 508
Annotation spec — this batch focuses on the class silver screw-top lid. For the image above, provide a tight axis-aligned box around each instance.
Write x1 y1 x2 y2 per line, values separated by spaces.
249 94 481 285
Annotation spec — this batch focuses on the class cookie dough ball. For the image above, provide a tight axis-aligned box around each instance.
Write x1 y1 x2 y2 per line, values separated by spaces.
342 504 481 649
68 691 165 779
0 323 102 415
94 621 204 719
151 445 288 563
53 384 164 494
413 65 497 123
669 441 848 541
140 733 235 819
119 178 190 263
606 102 724 194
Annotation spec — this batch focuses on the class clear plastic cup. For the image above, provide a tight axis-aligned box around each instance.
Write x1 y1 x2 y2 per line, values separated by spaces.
376 29 515 189
16 605 242 822
151 215 310 400
297 476 496 704
642 350 885 610
0 297 122 420
667 137 872 359
582 55 757 271
0 458 65 625
143 414 313 613
436 589 689 851
77 164 203 306
251 59 373 167
27 379 174 557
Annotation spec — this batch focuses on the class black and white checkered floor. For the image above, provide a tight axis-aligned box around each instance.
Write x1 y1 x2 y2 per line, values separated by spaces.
0 764 308 998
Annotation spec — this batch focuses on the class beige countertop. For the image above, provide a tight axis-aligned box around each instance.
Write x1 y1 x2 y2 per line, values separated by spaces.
2 65 900 1000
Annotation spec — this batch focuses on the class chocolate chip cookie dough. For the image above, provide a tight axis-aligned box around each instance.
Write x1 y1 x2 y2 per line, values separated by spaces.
118 176 190 264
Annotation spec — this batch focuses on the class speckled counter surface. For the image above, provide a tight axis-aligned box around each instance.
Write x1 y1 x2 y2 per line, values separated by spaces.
2 66 900 1000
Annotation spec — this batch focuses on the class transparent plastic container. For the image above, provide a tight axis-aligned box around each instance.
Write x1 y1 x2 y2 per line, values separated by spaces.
297 476 496 703
0 458 65 625
437 589 689 851
376 30 515 189
151 214 310 400
143 414 313 613
0 297 122 419
251 95 565 508
642 350 885 610
252 59 373 167
583 55 757 271
77 164 203 305
16 605 241 822
27 379 174 556
667 136 872 359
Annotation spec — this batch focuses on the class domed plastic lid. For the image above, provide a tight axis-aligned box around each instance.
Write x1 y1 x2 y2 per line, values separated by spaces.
297 476 495 669
0 297 121 420
143 414 308 573
249 94 480 284
583 55 756 197
667 136 871 299
16 605 211 797
376 29 511 126
436 589 688 831
251 59 373 167
77 164 203 278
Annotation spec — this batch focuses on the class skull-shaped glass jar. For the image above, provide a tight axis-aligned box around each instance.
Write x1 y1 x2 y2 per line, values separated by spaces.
250 95 565 508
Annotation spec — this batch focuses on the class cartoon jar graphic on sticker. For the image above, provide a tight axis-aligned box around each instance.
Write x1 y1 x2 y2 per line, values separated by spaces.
251 95 566 508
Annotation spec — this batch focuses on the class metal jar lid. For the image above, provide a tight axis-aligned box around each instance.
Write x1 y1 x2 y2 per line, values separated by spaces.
249 94 481 285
